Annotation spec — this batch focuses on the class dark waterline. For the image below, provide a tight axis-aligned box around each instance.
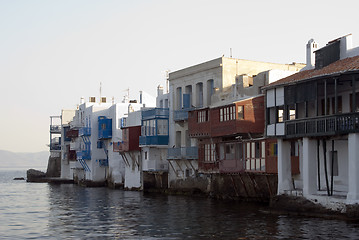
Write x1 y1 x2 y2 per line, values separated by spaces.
1 169 359 239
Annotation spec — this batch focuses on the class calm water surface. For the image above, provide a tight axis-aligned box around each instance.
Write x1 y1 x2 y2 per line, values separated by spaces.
1 168 359 239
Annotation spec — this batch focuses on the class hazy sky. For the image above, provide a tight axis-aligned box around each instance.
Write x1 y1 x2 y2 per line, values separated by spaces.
1 0 358 153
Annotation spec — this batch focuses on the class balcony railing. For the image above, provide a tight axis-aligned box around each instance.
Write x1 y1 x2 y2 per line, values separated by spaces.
50 125 61 133
66 129 78 138
139 135 169 146
285 112 359 138
143 160 168 171
50 143 61 151
98 129 112 139
142 108 169 120
76 150 91 160
167 147 198 160
173 108 193 121
79 127 91 136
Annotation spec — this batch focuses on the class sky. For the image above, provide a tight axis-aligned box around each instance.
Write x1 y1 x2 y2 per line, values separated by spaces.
1 0 359 153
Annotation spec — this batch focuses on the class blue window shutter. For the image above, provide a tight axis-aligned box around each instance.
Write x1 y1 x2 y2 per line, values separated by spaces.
183 94 190 109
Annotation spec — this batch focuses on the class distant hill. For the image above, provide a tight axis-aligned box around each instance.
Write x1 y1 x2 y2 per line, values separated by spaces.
0 150 49 168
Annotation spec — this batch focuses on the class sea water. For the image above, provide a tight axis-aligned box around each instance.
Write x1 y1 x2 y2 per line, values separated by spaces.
1 168 359 239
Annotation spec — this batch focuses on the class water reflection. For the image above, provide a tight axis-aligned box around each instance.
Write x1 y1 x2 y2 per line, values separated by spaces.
45 184 359 239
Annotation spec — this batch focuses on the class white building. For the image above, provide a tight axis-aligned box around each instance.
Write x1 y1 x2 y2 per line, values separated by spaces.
263 34 359 208
61 92 155 187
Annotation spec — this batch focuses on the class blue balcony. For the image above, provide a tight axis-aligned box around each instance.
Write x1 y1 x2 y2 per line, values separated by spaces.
98 159 108 167
142 108 169 120
79 127 91 136
167 147 182 159
98 116 112 139
185 146 198 159
139 135 169 146
77 150 91 160
167 147 198 160
173 108 192 121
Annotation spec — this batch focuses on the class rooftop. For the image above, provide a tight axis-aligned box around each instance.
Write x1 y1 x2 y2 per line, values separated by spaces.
263 55 359 89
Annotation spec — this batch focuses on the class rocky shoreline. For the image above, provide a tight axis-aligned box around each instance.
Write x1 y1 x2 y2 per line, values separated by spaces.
269 195 359 221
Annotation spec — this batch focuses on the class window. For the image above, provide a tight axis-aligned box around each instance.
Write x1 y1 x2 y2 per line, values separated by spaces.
157 119 168 135
204 144 216 162
197 110 209 123
267 107 277 125
350 93 359 112
287 104 296 120
245 141 266 172
145 151 148 160
225 143 235 160
290 141 299 157
219 106 236 122
255 142 260 158
238 106 244 120
277 106 284 122
268 142 277 157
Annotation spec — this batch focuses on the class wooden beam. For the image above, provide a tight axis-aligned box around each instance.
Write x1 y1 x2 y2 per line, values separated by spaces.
352 75 356 113
168 160 179 177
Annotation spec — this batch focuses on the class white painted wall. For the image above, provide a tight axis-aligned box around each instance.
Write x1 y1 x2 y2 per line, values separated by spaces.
266 124 275 136
142 147 168 172
266 89 275 108
124 151 142 189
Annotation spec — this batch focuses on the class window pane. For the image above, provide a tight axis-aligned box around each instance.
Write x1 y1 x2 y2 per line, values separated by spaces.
238 106 244 120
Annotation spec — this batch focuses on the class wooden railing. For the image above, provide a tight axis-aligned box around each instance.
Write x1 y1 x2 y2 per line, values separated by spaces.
286 112 359 137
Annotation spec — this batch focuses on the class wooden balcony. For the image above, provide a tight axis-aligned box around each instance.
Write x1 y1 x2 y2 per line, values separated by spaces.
285 112 359 138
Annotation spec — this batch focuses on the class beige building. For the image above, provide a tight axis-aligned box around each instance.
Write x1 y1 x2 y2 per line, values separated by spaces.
167 56 304 189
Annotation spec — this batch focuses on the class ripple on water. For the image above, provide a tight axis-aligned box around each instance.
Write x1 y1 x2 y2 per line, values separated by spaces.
1 170 359 239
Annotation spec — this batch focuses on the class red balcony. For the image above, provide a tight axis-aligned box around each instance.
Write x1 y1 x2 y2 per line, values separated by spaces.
189 96 265 138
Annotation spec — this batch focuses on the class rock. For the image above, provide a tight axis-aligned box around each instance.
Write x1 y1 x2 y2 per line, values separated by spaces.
13 177 25 180
27 169 46 182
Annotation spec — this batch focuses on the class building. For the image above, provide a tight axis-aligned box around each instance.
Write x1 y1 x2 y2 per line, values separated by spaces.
60 92 155 187
118 109 143 190
263 34 359 206
167 56 304 190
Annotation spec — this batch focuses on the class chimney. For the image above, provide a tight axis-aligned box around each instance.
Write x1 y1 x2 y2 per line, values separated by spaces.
306 39 318 70
139 91 143 104
340 34 353 59
80 97 85 104
157 85 164 96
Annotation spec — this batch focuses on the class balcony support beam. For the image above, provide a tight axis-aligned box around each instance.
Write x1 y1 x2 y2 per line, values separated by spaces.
277 139 293 194
303 138 318 196
347 133 359 202
352 75 356 113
